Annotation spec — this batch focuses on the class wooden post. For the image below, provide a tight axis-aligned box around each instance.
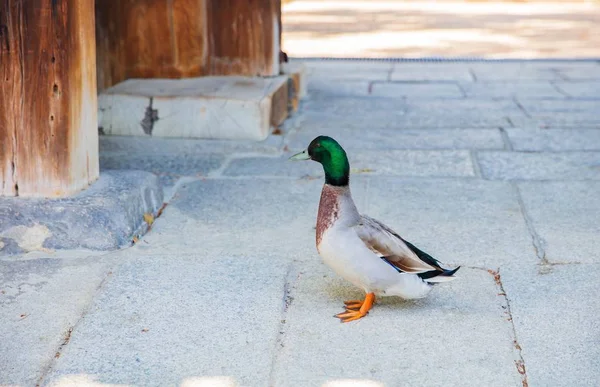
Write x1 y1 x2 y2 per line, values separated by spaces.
95 0 210 92
95 0 281 91
206 0 281 77
0 0 99 197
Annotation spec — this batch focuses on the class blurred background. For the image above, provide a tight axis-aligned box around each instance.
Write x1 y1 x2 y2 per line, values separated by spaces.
281 0 600 59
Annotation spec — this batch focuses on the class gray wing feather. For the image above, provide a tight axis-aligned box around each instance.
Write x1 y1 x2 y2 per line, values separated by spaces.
354 215 437 274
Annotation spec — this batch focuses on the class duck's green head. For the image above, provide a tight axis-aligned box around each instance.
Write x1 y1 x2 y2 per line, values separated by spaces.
289 136 350 186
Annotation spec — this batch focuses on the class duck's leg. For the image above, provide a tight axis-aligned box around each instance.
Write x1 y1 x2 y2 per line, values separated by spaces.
335 292 376 323
344 293 377 311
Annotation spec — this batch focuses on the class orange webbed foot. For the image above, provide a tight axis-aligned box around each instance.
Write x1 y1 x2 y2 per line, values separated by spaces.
343 299 364 311
335 292 375 323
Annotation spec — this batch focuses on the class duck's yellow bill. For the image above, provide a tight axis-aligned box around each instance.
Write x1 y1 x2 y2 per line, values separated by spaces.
289 149 310 161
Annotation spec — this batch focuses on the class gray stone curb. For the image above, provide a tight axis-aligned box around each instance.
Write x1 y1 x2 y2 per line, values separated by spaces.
0 171 164 255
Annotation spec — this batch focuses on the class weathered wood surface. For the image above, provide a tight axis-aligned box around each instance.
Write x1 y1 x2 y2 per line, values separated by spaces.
0 0 99 197
95 0 209 91
95 0 281 91
206 0 281 77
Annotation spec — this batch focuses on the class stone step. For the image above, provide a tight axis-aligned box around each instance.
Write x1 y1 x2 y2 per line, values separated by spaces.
98 71 303 141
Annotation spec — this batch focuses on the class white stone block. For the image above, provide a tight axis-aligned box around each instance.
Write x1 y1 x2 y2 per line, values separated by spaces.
98 76 289 140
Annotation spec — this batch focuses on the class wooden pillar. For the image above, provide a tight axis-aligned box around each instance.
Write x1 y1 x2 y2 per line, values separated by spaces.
95 0 282 91
95 0 209 92
206 0 281 77
0 0 99 197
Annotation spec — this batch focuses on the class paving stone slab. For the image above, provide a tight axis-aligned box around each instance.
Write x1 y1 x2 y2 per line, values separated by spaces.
519 99 600 115
553 81 600 99
301 112 512 130
304 60 394 71
304 60 393 81
370 82 464 99
401 101 525 128
288 128 504 151
224 151 475 178
468 63 563 81
0 255 117 386
300 95 523 129
404 98 525 116
99 134 284 155
307 79 371 97
521 61 600 71
506 128 600 151
304 98 523 127
478 151 600 181
557 65 600 81
138 178 350 257
460 82 564 99
100 152 226 187
506 119 600 130
364 177 535 267
517 181 600 264
0 171 163 255
302 96 408 116
511 99 600 128
501 264 600 387
144 176 533 270
272 263 521 387
42 253 289 387
390 63 473 82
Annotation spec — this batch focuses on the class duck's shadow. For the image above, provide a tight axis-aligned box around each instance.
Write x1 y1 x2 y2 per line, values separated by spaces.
321 276 431 311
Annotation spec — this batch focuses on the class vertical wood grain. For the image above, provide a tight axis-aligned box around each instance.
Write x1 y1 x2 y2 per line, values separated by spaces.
94 0 282 90
0 0 99 197
95 0 209 91
206 0 281 76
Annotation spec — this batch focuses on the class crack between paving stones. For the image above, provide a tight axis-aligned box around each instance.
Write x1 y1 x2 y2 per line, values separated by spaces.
505 116 515 128
455 82 468 98
498 127 513 151
513 183 547 265
469 151 482 178
468 68 478 82
549 81 571 98
35 267 117 386
206 153 237 178
486 268 529 387
552 68 569 81
268 263 300 387
207 152 288 179
162 176 203 203
512 97 532 119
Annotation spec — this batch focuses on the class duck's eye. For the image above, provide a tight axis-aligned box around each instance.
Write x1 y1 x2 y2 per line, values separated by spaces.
315 142 321 147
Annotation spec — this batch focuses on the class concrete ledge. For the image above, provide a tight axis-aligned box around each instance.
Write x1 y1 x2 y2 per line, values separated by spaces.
0 171 163 255
99 76 294 141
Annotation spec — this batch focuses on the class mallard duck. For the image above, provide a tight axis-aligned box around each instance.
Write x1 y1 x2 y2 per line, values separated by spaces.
290 136 460 323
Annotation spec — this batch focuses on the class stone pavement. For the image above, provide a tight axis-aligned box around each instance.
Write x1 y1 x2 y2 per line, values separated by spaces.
1 60 600 387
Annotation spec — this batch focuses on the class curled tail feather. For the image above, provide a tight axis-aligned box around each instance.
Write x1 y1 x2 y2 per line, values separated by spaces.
420 266 461 284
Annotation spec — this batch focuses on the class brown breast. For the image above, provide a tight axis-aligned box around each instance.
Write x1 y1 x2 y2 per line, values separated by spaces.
316 185 340 247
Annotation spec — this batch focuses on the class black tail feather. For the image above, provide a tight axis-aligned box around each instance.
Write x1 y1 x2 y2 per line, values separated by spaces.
379 254 460 284
401 239 444 270
417 265 461 281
